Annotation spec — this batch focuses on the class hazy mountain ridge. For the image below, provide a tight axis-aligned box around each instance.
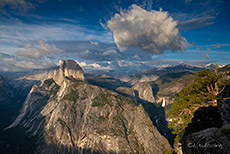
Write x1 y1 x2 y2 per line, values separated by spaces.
1 62 220 92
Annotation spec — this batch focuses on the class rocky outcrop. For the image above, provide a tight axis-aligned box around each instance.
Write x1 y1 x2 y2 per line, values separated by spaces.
53 60 85 85
8 60 171 154
116 82 155 104
182 124 230 154
133 82 155 103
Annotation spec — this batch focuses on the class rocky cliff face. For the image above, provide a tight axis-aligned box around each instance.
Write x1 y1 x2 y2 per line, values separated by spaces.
8 60 171 154
116 82 156 104
133 82 155 103
53 60 85 85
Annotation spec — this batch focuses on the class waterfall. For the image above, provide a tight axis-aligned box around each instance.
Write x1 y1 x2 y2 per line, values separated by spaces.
162 97 165 107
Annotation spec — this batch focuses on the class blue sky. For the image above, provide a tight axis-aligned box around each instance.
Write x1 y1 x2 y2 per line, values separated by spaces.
0 0 229 72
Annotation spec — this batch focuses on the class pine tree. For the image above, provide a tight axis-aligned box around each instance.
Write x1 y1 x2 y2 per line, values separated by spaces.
168 65 229 140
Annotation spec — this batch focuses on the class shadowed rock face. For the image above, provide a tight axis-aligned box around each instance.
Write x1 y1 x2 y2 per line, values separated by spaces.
0 75 21 130
182 124 230 154
7 61 171 154
0 75 15 104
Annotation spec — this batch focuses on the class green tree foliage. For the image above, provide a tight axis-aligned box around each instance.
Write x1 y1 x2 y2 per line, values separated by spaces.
168 65 229 140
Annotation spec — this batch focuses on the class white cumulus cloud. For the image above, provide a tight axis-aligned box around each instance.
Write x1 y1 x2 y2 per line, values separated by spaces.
76 61 111 70
107 4 187 54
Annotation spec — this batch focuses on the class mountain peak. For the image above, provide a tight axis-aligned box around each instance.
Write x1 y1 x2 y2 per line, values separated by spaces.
53 59 85 85
59 59 83 71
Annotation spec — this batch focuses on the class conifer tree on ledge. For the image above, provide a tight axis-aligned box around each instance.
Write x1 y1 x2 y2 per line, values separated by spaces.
168 64 230 143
